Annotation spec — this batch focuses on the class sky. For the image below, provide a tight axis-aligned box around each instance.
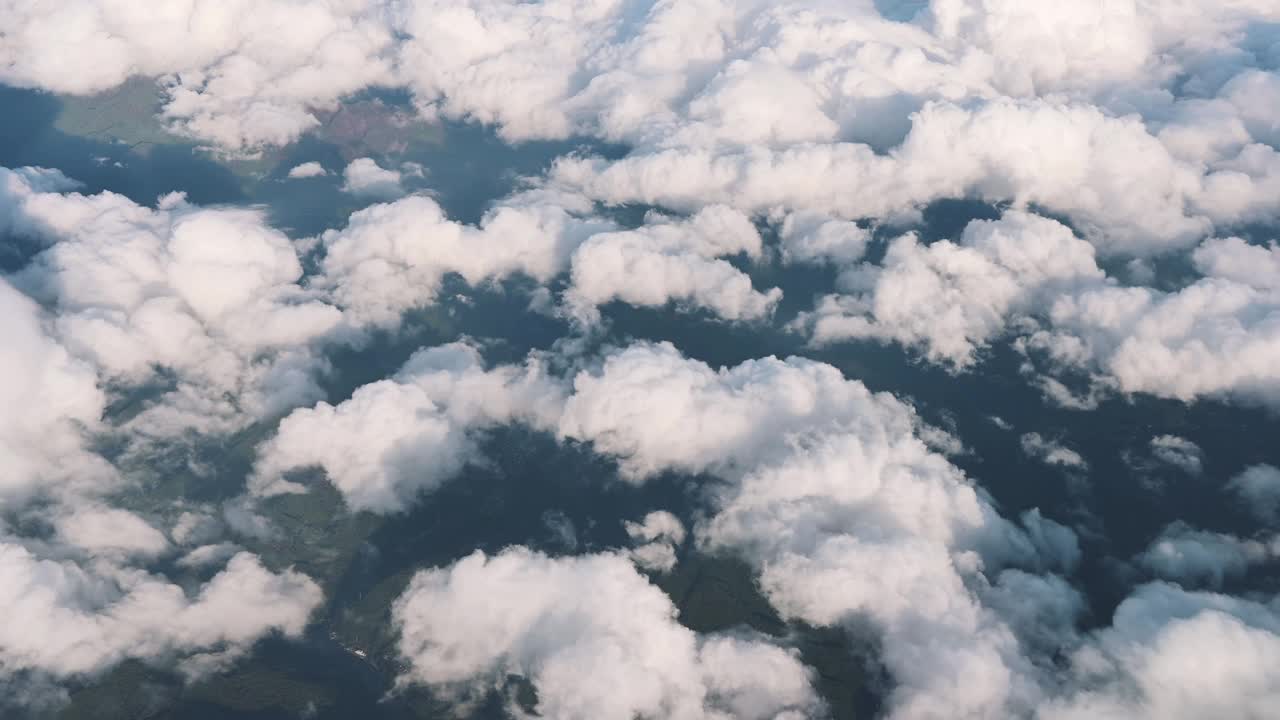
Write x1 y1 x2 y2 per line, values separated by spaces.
1 1 1280 718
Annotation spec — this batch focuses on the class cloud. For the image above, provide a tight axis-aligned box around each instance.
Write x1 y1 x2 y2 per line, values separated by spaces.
0 546 320 680
392 546 821 720
323 198 779 330
625 510 687 545
1040 582 1280 720
1136 522 1278 589
287 161 328 179
558 341 1074 719
1191 236 1280 292
176 542 244 569
1020 433 1089 471
1147 435 1205 475
252 342 565 513
52 506 170 560
2 2 1280 715
250 337 1090 715
563 205 781 325
0 163 341 699
0 276 113 505
775 212 871 266
1227 464 1280 524
340 157 404 199
551 96 1280 255
314 190 613 328
4 170 341 438
558 342 899 480
0 0 1274 268
0 1 396 151
806 222 1280 412
1025 236 1280 410
798 211 1106 367
624 511 686 573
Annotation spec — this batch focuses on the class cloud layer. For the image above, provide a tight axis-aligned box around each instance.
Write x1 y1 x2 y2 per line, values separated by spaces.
2 0 1280 715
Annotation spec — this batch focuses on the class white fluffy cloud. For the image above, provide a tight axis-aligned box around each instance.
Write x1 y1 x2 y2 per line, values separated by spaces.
254 338 1094 715
558 342 903 480
775 212 871 266
340 157 404 198
0 0 395 151
790 212 1280 411
3 0 1275 248
317 193 781 330
392 546 821 720
3 168 341 438
799 211 1106 367
553 99 1251 254
252 342 564 512
4 1 1280 714
52 506 171 560
564 205 781 325
1148 435 1205 475
558 341 1072 719
624 510 687 573
1041 582 1280 720
1026 236 1280 409
0 545 320 679
0 275 112 504
0 163 337 697
314 190 613 328
287 161 328 179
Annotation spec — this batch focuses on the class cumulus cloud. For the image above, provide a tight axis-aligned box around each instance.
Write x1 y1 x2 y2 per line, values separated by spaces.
1041 582 1280 720
563 205 781 325
3 168 341 438
775 212 871 266
0 546 320 679
3 0 1274 243
1024 236 1280 410
392 547 821 720
316 191 782 331
286 161 328 179
558 341 1073 719
0 275 112 504
1147 436 1205 475
52 506 170 560
624 511 687 573
269 338 1091 716
314 190 613 328
558 102 1280 258
4 1 1280 715
796 218 1280 412
798 211 1106 367
252 342 565 513
0 162 347 699
558 342 912 480
176 542 244 569
340 157 404 198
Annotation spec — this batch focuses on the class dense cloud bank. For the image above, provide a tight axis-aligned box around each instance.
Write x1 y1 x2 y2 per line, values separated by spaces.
4 0 1279 248
2 0 1280 717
